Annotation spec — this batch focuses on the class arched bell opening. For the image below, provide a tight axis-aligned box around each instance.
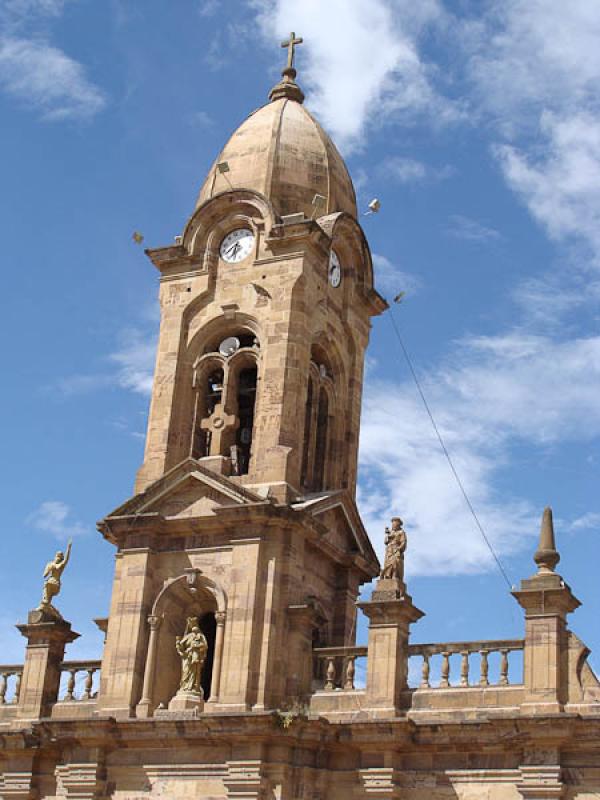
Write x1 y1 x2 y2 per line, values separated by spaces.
189 326 261 473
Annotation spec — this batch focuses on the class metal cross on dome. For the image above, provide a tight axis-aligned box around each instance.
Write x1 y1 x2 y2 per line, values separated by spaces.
281 31 303 72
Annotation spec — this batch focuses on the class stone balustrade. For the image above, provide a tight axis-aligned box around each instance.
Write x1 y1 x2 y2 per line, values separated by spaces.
408 638 524 689
57 660 102 703
313 646 368 691
0 665 23 706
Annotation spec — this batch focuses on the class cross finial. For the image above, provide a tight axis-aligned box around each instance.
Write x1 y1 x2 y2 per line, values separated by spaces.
281 31 303 75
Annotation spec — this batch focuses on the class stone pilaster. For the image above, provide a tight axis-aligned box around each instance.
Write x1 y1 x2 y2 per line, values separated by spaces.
224 760 269 799
0 755 37 799
358 583 424 718
359 767 400 798
55 757 107 799
16 612 79 721
517 765 565 799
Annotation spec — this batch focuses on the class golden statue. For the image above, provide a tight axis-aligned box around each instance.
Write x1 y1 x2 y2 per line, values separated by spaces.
381 517 407 586
175 616 208 695
38 539 72 618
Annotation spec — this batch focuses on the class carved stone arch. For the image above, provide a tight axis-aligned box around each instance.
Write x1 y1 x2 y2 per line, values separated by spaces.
317 211 375 295
182 189 279 258
137 570 228 717
187 311 262 360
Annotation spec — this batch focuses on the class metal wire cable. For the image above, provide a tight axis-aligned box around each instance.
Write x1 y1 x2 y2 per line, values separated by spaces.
387 306 513 590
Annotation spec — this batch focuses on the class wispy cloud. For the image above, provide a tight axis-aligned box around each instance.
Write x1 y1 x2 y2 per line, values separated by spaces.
372 253 422 298
446 214 502 243
251 0 461 151
27 500 87 539
359 329 600 576
465 1 600 264
109 327 156 395
53 324 157 400
0 36 106 120
568 512 600 533
379 156 455 184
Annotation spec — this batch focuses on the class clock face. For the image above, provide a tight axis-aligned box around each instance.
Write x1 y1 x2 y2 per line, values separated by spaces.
220 228 255 263
329 249 342 288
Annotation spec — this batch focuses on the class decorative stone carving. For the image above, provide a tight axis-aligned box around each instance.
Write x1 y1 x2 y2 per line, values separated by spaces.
380 518 406 584
168 616 207 713
36 539 72 621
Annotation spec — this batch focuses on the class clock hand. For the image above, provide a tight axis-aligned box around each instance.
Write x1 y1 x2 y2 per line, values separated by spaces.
225 242 241 257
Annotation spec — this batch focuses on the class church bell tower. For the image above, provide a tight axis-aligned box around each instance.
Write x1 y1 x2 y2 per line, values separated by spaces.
97 36 386 719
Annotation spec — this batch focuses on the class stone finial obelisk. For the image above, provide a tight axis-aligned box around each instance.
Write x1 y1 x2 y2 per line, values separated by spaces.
533 506 560 575
512 505 580 715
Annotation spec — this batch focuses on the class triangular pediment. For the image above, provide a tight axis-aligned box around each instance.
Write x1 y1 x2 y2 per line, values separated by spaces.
103 458 263 521
292 490 379 577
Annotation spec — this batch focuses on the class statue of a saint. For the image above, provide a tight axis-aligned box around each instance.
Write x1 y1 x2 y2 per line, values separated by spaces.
38 540 72 618
380 517 407 586
175 616 208 695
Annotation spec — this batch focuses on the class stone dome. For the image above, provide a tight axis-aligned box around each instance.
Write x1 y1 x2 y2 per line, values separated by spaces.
196 76 357 220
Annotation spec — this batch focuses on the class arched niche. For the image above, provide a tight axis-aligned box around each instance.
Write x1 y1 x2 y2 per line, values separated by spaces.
137 570 227 716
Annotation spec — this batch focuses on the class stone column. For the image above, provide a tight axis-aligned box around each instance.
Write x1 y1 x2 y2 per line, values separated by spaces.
136 614 162 718
358 582 424 719
16 612 79 720
207 610 226 704
512 507 580 714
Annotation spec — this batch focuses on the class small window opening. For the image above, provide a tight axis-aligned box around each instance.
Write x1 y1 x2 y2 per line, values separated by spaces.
232 366 257 475
313 388 329 491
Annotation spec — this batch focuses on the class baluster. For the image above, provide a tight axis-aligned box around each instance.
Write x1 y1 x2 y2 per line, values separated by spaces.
13 672 21 703
499 649 509 686
460 651 469 687
440 652 450 688
64 669 77 701
83 668 95 700
0 672 7 705
344 657 355 690
479 650 489 686
420 654 430 688
324 657 336 690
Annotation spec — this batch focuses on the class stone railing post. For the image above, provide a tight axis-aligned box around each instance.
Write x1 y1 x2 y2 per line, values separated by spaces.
512 507 579 714
16 611 79 720
358 578 424 719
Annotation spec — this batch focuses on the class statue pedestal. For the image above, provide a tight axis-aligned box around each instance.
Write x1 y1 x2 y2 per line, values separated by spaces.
359 587 424 718
167 690 204 713
16 612 79 720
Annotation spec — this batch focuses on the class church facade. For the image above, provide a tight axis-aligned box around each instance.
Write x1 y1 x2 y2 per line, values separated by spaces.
1 38 600 800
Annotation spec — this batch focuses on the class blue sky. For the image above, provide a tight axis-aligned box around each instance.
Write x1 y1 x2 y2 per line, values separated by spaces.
1 0 599 676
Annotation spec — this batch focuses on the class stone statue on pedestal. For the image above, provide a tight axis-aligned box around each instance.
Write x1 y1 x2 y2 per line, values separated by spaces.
381 518 406 585
37 540 72 620
175 616 208 695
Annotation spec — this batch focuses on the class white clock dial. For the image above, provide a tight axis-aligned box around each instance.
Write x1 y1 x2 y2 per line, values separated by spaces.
329 249 342 288
220 228 255 264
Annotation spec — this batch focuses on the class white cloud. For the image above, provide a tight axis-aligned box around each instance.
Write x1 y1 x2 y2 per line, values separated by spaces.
372 253 421 299
251 0 459 151
0 36 106 120
465 2 600 263
27 500 87 538
109 328 156 396
568 512 600 533
446 214 501 243
379 156 455 184
358 330 600 576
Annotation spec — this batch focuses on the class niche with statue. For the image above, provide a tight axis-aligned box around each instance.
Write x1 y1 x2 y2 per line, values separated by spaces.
136 569 226 717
